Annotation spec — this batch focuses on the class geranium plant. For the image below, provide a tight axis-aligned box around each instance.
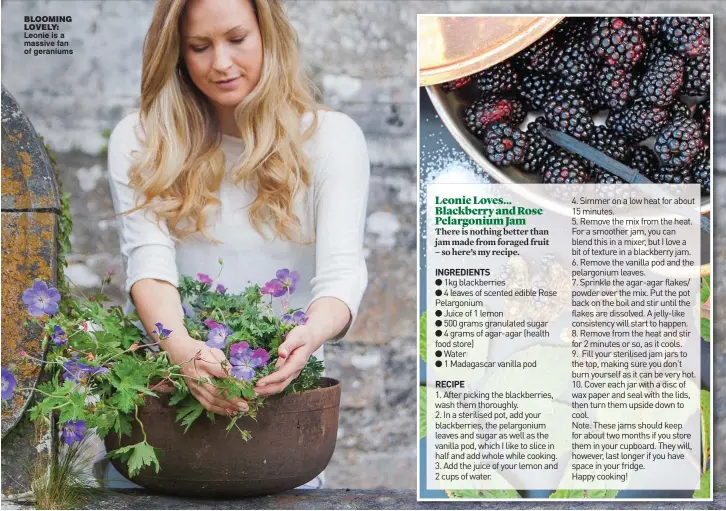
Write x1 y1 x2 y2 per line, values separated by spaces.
1 264 323 478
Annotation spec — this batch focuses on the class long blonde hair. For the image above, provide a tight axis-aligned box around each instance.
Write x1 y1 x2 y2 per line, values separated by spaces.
128 0 318 243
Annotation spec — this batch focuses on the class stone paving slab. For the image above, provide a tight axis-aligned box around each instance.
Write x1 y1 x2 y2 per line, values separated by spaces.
66 489 724 510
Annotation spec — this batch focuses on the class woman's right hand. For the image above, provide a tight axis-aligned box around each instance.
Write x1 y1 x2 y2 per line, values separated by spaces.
164 337 249 415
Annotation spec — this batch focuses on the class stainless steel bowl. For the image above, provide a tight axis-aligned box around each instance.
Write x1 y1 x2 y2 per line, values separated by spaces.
426 84 711 216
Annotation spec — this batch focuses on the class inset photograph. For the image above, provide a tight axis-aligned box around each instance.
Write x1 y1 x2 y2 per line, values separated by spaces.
418 15 713 501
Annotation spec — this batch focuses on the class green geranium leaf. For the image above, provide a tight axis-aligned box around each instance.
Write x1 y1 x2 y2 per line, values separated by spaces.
114 412 133 439
168 390 189 407
446 489 520 498
700 318 710 342
420 312 427 362
419 386 427 439
109 389 139 414
108 441 161 478
693 470 710 498
175 397 205 433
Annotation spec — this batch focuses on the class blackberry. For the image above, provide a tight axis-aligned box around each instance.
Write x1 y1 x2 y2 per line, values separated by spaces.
543 89 595 141
462 95 526 139
474 61 518 94
519 74 557 110
520 117 555 174
651 166 693 184
608 99 671 142
671 99 692 119
629 146 659 181
627 17 660 39
683 53 709 96
441 76 472 93
589 125 633 163
515 32 558 73
483 123 529 167
541 149 591 184
587 126 632 179
552 39 597 89
596 66 638 111
594 169 625 184
653 116 703 169
691 151 710 194
644 38 670 67
696 17 711 32
694 100 710 141
582 80 608 113
590 17 646 69
554 18 594 43
638 53 684 106
660 17 709 57
606 109 628 134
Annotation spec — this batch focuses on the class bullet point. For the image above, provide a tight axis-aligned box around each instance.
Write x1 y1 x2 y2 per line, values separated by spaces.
435 320 442 327
435 290 442 296
435 310 442 317
435 279 442 286
435 330 442 336
435 360 442 367
435 350 442 357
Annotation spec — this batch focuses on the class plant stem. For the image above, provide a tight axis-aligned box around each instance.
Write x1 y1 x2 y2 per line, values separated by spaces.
97 341 161 366
22 353 65 366
165 372 216 386
135 406 147 443
17 386 58 398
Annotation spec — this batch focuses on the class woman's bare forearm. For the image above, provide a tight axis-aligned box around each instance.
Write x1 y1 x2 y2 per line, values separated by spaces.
130 278 188 352
304 296 352 350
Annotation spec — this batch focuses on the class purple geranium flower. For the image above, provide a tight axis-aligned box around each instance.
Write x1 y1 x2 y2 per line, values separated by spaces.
229 344 270 381
260 279 286 297
229 341 249 357
21 280 61 317
1 368 17 401
276 269 300 295
282 310 308 325
62 356 109 383
203 318 222 330
51 325 67 346
216 284 227 294
197 273 213 285
206 324 232 350
61 420 86 445
153 322 172 340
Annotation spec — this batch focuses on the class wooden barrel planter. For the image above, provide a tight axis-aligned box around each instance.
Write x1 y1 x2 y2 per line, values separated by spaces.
105 378 342 497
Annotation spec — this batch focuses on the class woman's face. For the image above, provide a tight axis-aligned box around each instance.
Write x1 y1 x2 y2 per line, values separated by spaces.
180 0 263 111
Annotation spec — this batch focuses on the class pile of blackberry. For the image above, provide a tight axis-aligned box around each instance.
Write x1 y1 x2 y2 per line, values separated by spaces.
442 16 711 195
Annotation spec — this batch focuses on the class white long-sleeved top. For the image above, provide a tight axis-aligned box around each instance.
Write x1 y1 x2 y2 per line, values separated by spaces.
107 110 370 350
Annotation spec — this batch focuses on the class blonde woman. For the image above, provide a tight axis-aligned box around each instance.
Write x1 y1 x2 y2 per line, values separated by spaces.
108 0 368 427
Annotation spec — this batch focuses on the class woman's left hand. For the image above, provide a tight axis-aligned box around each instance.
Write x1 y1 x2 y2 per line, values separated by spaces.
254 325 319 396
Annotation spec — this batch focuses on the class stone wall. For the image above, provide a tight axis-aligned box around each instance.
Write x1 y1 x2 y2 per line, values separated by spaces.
2 0 724 491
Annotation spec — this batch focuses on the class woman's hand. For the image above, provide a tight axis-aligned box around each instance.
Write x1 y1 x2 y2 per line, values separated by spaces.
165 336 249 415
254 325 318 397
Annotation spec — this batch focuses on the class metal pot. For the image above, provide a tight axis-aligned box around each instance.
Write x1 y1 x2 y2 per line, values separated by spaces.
104 377 341 497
